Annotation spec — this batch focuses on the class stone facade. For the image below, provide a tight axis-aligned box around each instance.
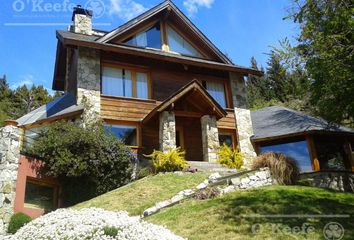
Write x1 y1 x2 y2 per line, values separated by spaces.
229 72 248 108
301 172 354 193
73 14 92 35
234 108 257 168
229 72 257 168
0 126 21 235
201 115 219 162
77 47 101 123
159 111 176 152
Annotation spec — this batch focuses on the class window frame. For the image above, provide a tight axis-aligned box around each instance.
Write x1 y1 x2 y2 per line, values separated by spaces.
218 129 237 150
24 177 59 211
202 80 230 109
101 63 152 100
104 120 142 148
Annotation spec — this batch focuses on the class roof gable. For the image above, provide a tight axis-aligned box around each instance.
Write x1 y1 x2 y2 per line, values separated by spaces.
97 0 231 64
143 80 227 124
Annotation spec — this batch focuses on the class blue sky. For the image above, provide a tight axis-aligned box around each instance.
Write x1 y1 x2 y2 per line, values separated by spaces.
0 0 298 93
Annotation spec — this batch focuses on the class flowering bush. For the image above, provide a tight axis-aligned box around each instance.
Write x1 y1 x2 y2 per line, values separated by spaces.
145 147 188 173
4 208 184 240
216 144 244 170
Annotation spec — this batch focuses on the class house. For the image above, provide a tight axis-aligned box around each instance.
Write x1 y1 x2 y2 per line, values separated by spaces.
0 0 353 233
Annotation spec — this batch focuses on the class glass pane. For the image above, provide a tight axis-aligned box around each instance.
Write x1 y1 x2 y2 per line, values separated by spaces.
123 23 161 49
105 125 137 146
136 72 148 99
315 138 348 171
167 25 203 58
102 67 123 96
260 140 312 172
124 70 132 97
206 81 226 108
24 181 55 210
219 134 233 148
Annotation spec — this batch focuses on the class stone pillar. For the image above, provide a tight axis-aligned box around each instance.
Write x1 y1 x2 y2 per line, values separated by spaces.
230 72 257 168
77 47 101 124
159 111 176 152
0 124 21 235
201 115 219 162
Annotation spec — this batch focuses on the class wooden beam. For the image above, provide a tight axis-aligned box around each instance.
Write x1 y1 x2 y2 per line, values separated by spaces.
306 135 320 171
174 111 203 118
344 141 354 172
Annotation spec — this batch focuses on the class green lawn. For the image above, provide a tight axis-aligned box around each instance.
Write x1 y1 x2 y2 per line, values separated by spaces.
148 185 354 240
74 172 208 216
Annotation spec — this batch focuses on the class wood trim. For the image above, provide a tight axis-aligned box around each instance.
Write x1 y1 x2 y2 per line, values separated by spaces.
306 135 320 171
132 71 137 97
25 177 59 210
174 110 203 118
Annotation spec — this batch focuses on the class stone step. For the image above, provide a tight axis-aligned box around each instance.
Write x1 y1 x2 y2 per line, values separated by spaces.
188 161 237 173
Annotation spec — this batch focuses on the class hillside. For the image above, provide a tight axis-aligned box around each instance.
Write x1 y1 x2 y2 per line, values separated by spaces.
148 185 354 240
74 172 208 216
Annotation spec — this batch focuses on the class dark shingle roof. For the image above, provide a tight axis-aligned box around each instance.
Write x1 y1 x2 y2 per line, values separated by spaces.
251 106 354 140
16 93 83 126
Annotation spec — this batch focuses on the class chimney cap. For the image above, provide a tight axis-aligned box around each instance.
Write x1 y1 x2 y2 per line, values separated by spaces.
72 5 93 21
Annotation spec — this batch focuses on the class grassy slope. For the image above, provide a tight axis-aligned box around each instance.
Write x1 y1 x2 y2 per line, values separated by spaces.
74 172 208 216
148 185 354 240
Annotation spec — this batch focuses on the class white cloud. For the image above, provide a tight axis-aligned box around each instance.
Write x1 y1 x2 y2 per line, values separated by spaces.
183 0 215 16
11 74 34 89
109 0 147 21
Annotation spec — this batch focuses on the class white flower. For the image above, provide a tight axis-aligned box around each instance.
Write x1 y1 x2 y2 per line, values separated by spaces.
4 208 184 240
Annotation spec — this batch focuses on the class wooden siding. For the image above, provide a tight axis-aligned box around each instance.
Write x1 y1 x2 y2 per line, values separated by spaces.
101 96 158 122
217 110 236 129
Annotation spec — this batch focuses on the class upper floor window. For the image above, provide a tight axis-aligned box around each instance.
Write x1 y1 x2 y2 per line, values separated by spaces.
204 81 226 108
123 23 162 49
167 25 203 58
102 66 149 99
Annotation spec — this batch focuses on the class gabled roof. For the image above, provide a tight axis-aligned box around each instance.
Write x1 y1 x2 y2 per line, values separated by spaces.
16 93 83 127
143 80 227 123
97 0 232 64
251 106 354 141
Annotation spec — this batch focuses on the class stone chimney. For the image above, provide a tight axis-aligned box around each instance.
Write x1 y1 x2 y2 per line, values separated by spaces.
72 5 93 35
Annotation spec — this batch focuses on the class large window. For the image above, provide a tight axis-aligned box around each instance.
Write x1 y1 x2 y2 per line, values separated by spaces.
123 23 162 49
205 81 226 108
167 25 203 58
102 66 149 99
24 180 56 210
315 137 350 171
260 140 313 172
105 124 137 146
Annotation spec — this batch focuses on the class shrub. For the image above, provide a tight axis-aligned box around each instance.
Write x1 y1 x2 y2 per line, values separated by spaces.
25 121 134 206
216 144 244 170
7 212 31 234
103 226 120 237
145 147 188 173
252 152 300 185
137 166 153 179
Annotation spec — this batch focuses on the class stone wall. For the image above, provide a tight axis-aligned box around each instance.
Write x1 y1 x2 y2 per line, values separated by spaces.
159 111 176 152
77 47 101 123
201 115 219 162
229 72 257 168
301 171 354 193
229 72 247 108
230 168 274 190
234 108 257 168
0 126 21 235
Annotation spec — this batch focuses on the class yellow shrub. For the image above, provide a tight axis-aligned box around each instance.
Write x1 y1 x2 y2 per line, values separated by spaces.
216 144 244 170
145 147 188 173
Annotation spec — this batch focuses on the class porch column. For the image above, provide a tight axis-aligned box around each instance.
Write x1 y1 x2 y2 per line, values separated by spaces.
159 111 176 152
201 115 219 162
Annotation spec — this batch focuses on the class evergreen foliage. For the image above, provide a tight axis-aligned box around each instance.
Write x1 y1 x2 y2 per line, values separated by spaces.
145 148 188 173
216 144 244 170
7 212 32 234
